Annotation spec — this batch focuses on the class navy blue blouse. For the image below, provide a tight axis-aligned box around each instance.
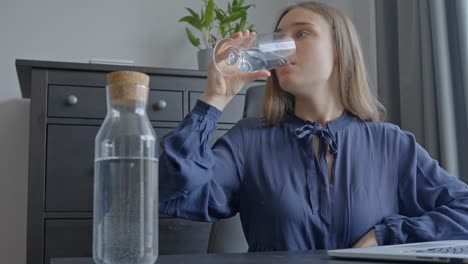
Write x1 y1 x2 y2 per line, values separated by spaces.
159 100 468 251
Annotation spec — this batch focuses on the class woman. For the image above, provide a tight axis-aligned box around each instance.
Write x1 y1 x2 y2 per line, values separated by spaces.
159 1 468 251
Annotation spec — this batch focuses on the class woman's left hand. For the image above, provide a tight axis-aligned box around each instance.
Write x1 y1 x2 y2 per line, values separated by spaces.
352 228 379 248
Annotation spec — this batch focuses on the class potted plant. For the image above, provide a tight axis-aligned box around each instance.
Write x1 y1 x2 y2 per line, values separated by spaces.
179 0 255 70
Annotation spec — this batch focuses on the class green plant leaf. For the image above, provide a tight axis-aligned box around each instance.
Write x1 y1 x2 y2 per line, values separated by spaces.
203 0 215 28
247 24 254 31
234 23 241 33
178 0 256 48
186 8 199 19
240 5 253 12
215 9 226 22
184 8 203 29
239 13 246 26
219 27 227 38
230 3 239 12
179 16 200 29
228 11 243 22
178 15 192 23
185 27 200 48
239 0 246 8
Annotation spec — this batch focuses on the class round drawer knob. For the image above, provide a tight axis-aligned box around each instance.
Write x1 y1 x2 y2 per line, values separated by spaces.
153 100 167 111
66 95 78 105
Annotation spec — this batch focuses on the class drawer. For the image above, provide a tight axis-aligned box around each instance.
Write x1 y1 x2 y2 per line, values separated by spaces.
45 125 173 212
44 218 212 263
189 92 245 124
45 219 92 264
47 85 183 121
150 75 207 92
159 217 212 254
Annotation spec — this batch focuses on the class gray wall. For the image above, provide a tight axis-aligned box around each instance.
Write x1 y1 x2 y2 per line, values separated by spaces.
0 0 376 102
0 0 286 102
0 0 376 263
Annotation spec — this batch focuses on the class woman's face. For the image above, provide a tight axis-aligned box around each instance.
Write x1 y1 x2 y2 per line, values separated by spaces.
274 7 336 95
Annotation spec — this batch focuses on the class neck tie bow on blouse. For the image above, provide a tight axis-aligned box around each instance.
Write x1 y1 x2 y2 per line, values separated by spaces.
295 124 338 155
294 124 337 226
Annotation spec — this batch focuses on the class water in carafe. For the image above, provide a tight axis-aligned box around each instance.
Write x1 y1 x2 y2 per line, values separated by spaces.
93 71 158 264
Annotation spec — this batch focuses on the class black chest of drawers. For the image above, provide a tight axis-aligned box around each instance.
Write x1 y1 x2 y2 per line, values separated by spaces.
16 60 263 264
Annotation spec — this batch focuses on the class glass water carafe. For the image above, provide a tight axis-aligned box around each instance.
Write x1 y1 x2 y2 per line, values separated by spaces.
93 71 158 264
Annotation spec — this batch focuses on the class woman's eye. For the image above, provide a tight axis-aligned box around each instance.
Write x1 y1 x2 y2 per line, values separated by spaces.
296 31 309 38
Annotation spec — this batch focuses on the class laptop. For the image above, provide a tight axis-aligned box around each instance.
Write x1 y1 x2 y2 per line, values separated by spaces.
327 240 468 263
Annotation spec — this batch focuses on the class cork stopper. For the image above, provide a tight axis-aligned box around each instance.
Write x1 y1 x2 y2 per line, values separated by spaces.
106 71 150 104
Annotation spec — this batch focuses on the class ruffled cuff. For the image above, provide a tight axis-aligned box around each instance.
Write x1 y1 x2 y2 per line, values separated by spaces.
374 223 391 245
192 99 222 121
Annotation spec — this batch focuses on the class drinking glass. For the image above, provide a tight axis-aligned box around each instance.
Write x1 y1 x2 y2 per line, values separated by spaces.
213 32 295 76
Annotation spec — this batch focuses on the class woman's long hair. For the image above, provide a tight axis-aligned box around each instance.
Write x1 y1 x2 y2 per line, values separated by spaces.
263 1 386 125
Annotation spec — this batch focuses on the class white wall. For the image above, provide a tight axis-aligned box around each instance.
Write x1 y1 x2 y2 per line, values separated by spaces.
0 1 376 263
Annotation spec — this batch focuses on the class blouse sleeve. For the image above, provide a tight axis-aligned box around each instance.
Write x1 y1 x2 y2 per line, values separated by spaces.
374 131 468 245
158 100 244 222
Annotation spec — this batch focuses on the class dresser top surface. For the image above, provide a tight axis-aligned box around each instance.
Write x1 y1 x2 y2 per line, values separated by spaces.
16 59 207 98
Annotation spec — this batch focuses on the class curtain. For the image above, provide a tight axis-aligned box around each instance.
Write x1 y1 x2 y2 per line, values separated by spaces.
375 0 468 181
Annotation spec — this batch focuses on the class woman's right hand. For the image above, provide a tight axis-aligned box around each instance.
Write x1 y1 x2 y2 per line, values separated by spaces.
199 30 271 111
